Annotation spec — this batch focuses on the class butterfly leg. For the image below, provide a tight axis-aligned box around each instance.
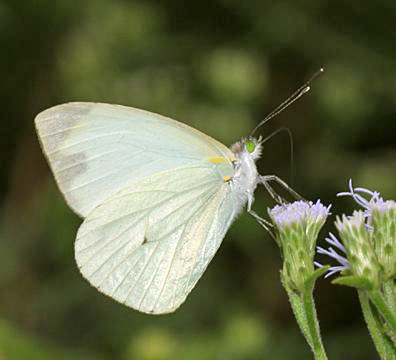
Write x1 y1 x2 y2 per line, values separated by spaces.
259 175 304 204
246 191 275 238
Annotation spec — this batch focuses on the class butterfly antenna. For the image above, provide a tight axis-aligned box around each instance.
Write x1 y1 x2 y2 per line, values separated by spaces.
250 67 324 136
260 126 295 187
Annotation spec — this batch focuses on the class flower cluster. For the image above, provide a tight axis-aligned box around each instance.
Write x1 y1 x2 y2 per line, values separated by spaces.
267 179 396 359
317 180 396 286
269 200 331 293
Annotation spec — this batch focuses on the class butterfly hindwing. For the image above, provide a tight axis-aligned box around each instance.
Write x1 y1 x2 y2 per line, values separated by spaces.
75 164 237 314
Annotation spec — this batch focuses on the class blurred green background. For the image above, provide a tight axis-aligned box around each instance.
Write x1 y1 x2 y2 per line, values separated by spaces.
1 0 396 359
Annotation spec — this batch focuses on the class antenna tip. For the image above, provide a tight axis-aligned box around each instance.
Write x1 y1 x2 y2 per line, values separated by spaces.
304 85 311 93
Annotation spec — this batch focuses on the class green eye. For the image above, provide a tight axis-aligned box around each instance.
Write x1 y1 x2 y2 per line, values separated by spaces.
245 140 256 153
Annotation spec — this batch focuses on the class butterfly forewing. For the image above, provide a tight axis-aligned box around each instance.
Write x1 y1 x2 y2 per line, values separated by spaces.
35 102 235 217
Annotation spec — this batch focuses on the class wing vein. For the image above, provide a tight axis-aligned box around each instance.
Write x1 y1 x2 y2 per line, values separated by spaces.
100 186 217 307
79 210 150 275
137 245 169 309
85 181 218 281
40 124 90 137
123 241 161 303
144 189 218 312
76 178 219 244
64 153 145 193
46 131 140 155
171 187 228 309
56 149 120 173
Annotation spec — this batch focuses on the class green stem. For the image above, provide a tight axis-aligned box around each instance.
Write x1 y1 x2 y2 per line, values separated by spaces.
384 281 396 316
358 290 396 359
301 289 328 360
379 281 396 347
369 290 396 335
282 276 313 349
282 271 328 360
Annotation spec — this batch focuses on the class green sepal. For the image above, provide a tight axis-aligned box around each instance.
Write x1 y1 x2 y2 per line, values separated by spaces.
332 275 373 289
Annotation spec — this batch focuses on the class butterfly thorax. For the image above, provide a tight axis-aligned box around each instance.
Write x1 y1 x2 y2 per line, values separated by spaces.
230 137 262 210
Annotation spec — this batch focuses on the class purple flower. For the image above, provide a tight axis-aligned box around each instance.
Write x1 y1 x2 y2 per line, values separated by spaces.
270 200 331 230
318 180 395 282
269 200 331 292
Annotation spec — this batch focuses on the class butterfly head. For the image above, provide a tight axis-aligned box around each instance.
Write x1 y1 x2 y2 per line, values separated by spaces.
231 136 262 161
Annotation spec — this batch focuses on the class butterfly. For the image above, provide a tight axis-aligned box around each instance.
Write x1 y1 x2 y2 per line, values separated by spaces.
34 71 320 314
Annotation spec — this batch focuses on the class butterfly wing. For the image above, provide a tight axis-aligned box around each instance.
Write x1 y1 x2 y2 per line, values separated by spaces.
35 102 235 217
75 164 237 314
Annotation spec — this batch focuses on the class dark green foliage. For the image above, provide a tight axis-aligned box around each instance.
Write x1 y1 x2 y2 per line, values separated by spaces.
0 0 395 358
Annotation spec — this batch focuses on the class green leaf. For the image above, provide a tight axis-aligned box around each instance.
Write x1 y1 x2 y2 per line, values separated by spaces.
332 275 373 289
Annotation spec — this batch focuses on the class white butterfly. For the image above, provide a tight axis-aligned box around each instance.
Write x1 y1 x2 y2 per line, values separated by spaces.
34 74 316 314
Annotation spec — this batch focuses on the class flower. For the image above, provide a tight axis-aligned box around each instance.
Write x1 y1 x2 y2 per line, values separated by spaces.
269 200 331 292
335 211 379 286
337 179 381 227
318 180 396 283
337 179 381 210
370 198 396 280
